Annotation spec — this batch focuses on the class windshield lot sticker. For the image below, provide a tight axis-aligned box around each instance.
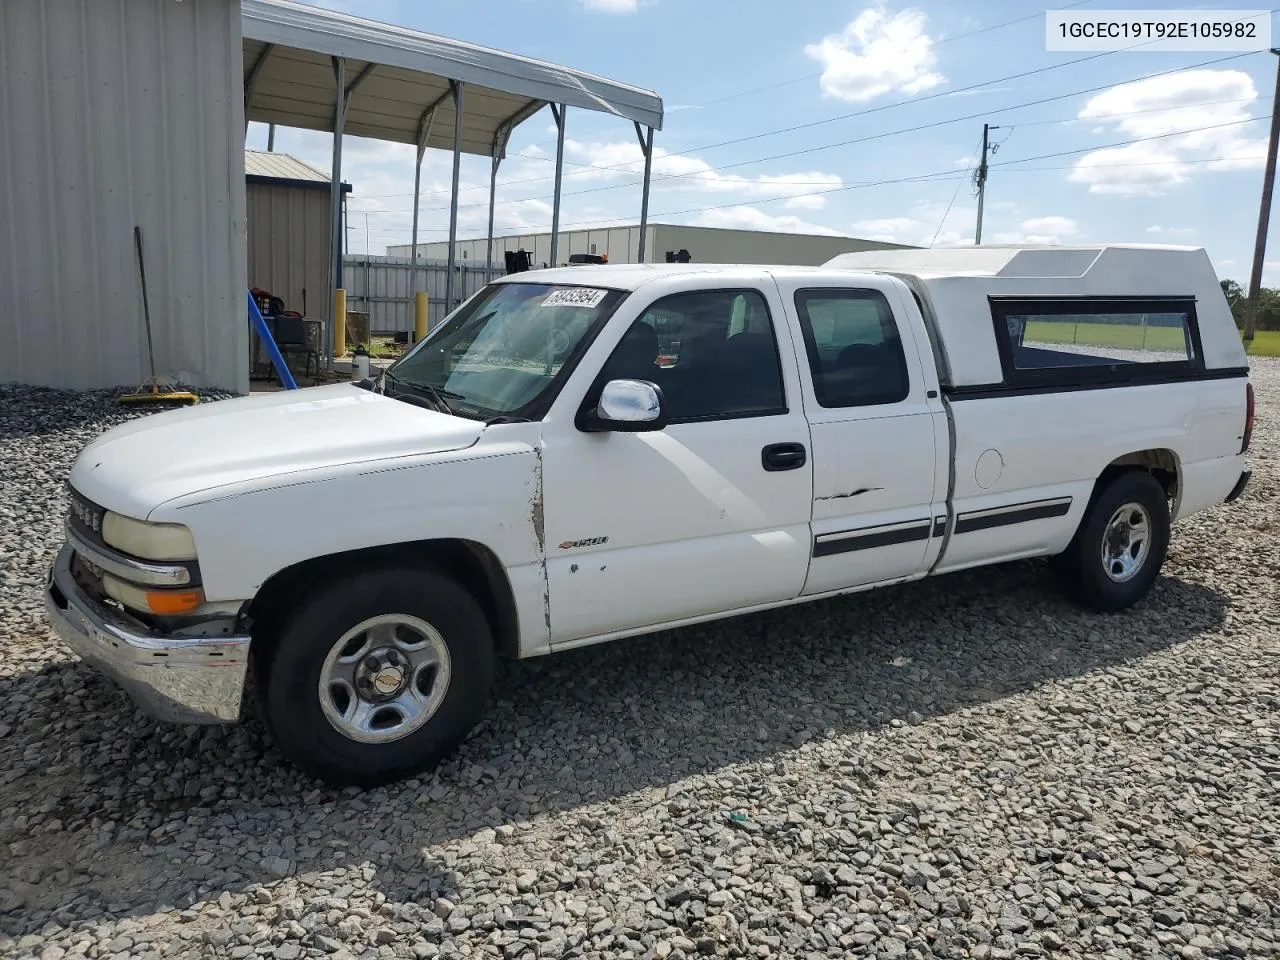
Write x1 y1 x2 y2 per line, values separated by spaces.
543 287 608 309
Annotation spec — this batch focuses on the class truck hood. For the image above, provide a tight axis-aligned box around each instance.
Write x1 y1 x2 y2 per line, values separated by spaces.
70 384 484 519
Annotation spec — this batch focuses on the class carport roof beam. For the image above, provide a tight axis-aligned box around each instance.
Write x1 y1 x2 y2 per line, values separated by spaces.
242 0 664 156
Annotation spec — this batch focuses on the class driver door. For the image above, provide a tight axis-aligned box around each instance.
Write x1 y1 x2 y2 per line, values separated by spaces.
538 278 815 646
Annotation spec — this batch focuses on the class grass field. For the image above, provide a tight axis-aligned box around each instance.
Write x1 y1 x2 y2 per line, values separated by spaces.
1245 330 1280 357
1023 321 1280 358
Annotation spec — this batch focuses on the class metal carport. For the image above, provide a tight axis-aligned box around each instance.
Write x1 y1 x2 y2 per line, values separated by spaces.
241 0 664 368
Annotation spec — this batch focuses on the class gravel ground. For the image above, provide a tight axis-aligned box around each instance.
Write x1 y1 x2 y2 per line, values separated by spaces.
1 369 1277 960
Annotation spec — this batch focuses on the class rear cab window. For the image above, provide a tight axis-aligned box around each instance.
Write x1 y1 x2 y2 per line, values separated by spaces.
793 289 912 407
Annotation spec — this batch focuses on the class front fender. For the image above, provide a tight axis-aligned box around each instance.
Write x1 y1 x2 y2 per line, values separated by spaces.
150 439 549 655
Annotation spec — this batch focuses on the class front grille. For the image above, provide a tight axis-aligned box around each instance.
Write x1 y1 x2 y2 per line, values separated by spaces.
68 487 106 541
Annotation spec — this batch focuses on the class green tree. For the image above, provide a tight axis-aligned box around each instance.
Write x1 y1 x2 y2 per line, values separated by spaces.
1220 278 1280 331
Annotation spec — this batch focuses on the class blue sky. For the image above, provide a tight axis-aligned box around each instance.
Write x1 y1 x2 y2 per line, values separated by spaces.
245 1 1279 285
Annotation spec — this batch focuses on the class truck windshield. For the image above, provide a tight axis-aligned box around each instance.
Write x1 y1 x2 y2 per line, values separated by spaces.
384 282 628 421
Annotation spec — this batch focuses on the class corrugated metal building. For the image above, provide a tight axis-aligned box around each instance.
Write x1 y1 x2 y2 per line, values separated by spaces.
387 223 916 268
245 150 350 326
0 0 248 393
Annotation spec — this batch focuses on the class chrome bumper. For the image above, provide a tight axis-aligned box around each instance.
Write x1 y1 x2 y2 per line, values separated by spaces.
44 544 249 724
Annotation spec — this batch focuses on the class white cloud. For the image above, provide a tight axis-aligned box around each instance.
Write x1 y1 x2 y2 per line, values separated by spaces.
993 216 1079 244
1146 225 1196 237
1021 216 1078 236
804 7 946 103
929 229 972 247
561 137 843 207
579 0 637 11
250 124 848 251
1069 70 1266 196
850 216 920 242
692 206 845 235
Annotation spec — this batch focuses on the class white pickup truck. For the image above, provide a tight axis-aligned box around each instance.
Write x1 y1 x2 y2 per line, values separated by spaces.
47 244 1254 785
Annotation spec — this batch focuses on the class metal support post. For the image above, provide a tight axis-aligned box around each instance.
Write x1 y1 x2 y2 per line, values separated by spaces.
487 122 513 284
445 80 465 314
243 43 274 131
550 104 567 268
487 154 501 282
328 56 347 371
409 96 445 299
635 122 654 263
1245 48 1280 343
410 143 426 290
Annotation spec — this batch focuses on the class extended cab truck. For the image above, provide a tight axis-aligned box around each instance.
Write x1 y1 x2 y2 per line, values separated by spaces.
46 244 1255 786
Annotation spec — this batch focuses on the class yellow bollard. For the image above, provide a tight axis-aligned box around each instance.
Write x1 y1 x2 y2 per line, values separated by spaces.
334 288 347 358
415 292 428 342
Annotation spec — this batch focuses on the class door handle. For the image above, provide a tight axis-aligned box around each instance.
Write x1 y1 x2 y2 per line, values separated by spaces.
762 442 807 472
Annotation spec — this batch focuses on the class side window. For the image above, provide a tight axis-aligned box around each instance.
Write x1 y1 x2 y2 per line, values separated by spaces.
991 299 1202 385
794 289 911 407
598 289 787 422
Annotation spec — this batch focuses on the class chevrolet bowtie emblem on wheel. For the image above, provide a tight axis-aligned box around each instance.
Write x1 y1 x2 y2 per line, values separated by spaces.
558 537 609 550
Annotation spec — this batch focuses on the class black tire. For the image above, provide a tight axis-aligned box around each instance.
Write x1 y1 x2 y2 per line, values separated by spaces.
1057 471 1171 612
257 565 494 787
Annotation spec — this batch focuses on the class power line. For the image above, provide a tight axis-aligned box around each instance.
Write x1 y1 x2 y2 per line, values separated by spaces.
516 9 1273 180
359 89 1263 203
515 0 1101 150
930 134 983 247
1004 154 1266 173
354 55 1262 215
357 16 1267 202
366 120 1268 238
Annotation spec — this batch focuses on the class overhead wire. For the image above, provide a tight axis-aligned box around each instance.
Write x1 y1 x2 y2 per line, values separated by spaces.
345 7 1275 243
356 90 1262 203
508 0 1101 151
352 53 1262 215
500 7 1272 183
364 118 1268 235
930 134 984 247
356 10 1267 201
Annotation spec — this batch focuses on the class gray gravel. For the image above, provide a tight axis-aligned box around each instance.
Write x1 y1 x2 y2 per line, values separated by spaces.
1 368 1278 960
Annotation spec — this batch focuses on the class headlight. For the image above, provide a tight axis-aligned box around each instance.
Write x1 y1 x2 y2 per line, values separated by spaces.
101 512 197 561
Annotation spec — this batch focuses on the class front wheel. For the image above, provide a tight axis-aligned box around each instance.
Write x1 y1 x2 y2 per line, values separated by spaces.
1056 471 1171 612
257 566 495 786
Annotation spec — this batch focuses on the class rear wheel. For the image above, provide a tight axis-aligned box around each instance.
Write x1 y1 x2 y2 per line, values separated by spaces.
1056 471 1170 612
257 566 494 786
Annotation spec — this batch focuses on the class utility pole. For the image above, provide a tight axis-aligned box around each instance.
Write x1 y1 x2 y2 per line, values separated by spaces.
1245 48 1280 343
974 123 1000 245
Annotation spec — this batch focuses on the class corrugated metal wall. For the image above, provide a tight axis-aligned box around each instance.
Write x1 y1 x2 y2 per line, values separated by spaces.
388 225 652 266
342 256 493 333
247 182 331 325
652 225 911 265
0 0 247 393
389 225 917 267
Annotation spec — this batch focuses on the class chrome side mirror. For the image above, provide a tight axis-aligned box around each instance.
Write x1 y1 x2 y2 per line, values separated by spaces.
582 379 667 432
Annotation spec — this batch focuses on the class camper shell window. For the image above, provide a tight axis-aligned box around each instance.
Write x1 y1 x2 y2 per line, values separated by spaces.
989 297 1205 390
